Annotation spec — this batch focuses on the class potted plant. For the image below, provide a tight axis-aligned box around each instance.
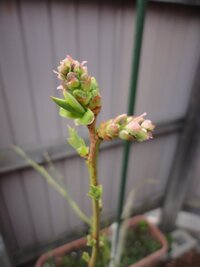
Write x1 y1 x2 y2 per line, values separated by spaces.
14 55 167 267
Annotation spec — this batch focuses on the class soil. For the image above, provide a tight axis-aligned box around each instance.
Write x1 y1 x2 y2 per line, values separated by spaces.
160 250 200 267
120 220 161 266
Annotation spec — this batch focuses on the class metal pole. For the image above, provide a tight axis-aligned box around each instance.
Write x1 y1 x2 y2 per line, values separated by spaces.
161 58 200 231
116 0 148 241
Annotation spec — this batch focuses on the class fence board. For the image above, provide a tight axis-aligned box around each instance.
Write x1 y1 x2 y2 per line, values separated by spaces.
19 0 61 146
0 0 38 146
22 169 53 244
127 134 179 207
135 5 200 122
0 0 200 259
0 173 35 249
49 0 78 138
0 70 14 148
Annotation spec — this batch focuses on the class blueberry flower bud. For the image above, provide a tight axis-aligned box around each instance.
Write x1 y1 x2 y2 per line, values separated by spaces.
113 114 127 125
81 77 92 91
53 55 102 124
119 130 133 141
73 90 91 106
98 113 154 142
125 121 141 135
106 124 120 137
81 73 89 81
134 129 149 142
66 78 79 90
141 120 155 131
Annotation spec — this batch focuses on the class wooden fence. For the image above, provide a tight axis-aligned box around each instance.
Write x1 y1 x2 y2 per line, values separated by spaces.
0 0 200 265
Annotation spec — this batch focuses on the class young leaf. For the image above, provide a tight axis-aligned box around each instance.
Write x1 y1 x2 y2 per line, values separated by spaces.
75 108 94 126
59 107 79 119
67 126 89 157
88 184 103 200
87 235 96 247
63 91 86 114
51 96 82 117
82 252 90 263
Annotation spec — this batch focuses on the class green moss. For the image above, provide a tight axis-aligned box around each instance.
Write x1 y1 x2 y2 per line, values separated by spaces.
119 221 161 267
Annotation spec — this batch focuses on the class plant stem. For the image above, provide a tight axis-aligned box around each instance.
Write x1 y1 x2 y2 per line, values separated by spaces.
87 120 101 267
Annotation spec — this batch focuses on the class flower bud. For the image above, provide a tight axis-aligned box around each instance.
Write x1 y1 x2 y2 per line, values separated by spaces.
125 121 141 135
81 77 92 91
54 55 102 116
88 94 102 112
73 64 82 75
73 90 91 106
119 130 133 141
141 120 155 131
67 72 77 80
66 78 79 90
134 129 149 142
98 121 112 140
106 124 120 137
91 77 98 90
113 114 127 125
134 112 147 123
97 113 154 142
81 73 89 81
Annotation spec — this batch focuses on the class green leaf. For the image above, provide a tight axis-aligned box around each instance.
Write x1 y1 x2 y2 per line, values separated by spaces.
67 126 89 157
63 91 86 114
82 252 90 263
59 108 79 119
51 96 82 117
75 108 94 126
77 146 89 157
86 235 96 247
88 184 103 200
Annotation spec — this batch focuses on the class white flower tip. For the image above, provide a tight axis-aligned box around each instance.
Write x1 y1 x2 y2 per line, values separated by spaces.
57 85 63 90
81 60 87 66
140 112 147 117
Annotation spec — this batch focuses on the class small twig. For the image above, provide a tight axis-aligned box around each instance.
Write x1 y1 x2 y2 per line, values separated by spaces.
12 145 91 226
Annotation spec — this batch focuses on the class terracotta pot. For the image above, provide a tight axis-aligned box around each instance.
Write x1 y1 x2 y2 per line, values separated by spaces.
125 216 168 267
35 215 168 267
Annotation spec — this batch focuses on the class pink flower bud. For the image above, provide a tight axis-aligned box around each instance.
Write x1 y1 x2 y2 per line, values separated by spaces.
133 112 147 124
141 120 155 131
113 114 127 125
66 78 79 90
67 72 77 81
81 73 89 81
125 121 141 135
81 60 87 66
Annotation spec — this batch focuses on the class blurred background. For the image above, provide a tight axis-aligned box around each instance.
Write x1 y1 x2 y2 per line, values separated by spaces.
0 0 200 266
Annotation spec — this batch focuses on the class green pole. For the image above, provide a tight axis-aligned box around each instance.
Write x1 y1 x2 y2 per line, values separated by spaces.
116 0 148 242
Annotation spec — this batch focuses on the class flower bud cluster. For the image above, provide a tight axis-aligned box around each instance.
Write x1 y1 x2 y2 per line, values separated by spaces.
98 113 155 142
54 55 101 115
